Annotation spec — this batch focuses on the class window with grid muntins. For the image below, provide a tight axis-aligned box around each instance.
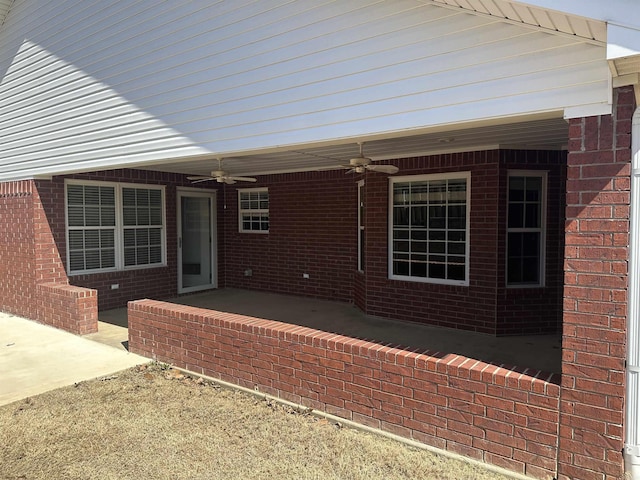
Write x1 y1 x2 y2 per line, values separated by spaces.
507 173 545 286
66 181 165 274
122 187 163 267
390 174 469 285
239 189 269 233
67 184 116 272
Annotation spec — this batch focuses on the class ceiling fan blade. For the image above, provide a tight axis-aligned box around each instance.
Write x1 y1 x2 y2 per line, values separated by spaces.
367 164 399 174
226 176 257 182
188 176 215 183
224 178 237 185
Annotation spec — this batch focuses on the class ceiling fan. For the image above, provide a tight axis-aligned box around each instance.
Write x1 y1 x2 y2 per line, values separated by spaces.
334 143 399 174
187 158 257 184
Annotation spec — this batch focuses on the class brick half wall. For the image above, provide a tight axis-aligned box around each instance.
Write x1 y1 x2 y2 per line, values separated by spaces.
129 299 561 479
36 283 98 335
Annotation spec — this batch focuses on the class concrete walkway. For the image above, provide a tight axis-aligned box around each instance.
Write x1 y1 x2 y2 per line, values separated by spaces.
0 312 147 407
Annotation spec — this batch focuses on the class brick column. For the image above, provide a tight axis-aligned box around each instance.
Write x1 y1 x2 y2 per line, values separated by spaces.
558 87 635 479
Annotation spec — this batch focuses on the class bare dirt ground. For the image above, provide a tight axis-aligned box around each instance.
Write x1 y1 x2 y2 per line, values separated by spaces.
0 363 513 480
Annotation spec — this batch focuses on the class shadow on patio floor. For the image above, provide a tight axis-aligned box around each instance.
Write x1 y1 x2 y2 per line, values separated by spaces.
99 288 562 374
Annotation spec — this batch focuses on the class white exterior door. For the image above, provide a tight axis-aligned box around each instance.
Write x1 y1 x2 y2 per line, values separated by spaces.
177 190 217 293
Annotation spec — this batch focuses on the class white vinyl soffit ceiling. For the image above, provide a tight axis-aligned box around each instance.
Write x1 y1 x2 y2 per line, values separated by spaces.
145 116 569 178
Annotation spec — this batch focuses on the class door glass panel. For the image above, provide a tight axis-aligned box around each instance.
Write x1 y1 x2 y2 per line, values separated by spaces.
181 196 212 289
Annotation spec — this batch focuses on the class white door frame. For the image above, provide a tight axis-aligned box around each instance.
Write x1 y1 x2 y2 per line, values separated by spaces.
177 188 217 294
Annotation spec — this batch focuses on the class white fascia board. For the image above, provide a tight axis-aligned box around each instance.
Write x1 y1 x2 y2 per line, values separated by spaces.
564 103 613 119
608 23 640 60
510 0 640 28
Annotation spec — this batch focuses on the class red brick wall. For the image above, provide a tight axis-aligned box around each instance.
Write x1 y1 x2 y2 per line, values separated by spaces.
220 150 564 335
221 170 357 302
36 283 98 335
38 170 217 310
361 152 500 333
558 86 634 479
0 181 38 318
129 299 561 479
496 150 567 335
0 180 98 334
3 150 564 337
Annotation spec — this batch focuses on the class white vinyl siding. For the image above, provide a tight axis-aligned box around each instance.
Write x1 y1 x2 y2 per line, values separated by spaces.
65 180 165 274
238 188 269 233
0 1 609 181
390 173 470 286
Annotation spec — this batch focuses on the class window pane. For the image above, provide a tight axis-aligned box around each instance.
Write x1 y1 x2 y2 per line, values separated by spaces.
525 177 542 201
149 190 162 207
394 230 409 240
102 206 116 226
124 248 136 266
69 252 84 271
393 261 409 276
101 230 114 248
509 177 525 201
448 264 465 281
122 188 136 206
508 203 524 229
84 186 100 205
68 231 84 250
394 207 409 227
124 229 135 247
68 206 85 227
84 207 101 227
150 246 162 264
67 185 84 205
85 250 100 270
136 229 149 247
150 208 162 225
137 207 150 225
101 249 115 269
524 204 540 229
137 189 149 206
428 206 446 229
85 230 99 249
411 206 427 227
411 261 427 278
123 207 136 226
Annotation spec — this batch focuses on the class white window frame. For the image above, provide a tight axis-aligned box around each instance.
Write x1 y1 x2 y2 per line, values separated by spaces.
506 170 547 288
65 179 166 275
389 172 470 286
238 187 269 233
357 180 365 273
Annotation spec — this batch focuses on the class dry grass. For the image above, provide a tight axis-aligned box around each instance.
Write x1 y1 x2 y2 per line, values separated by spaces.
0 364 514 480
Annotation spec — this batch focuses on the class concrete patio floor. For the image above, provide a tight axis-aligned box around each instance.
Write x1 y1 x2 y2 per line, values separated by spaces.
98 288 562 374
0 313 146 407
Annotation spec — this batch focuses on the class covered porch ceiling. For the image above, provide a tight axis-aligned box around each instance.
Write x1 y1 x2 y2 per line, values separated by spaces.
144 115 569 178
